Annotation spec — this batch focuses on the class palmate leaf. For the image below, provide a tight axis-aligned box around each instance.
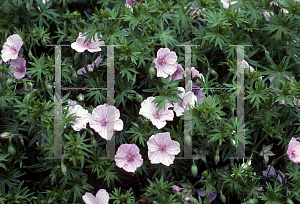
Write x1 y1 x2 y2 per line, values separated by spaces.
0 167 26 193
0 83 19 114
27 53 49 85
68 175 93 203
245 80 272 111
27 6 61 28
155 20 179 48
262 10 298 43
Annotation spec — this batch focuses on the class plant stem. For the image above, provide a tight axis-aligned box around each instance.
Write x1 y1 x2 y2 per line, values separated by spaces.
224 72 232 84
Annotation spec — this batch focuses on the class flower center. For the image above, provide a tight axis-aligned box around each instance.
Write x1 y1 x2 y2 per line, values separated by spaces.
86 40 91 46
131 0 136 4
159 145 166 152
16 66 24 73
10 45 17 52
101 120 107 126
292 150 296 157
159 59 167 65
126 154 134 162
153 111 160 119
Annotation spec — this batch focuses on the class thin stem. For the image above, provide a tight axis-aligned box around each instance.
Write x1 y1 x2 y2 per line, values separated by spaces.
250 124 261 160
267 153 287 177
33 43 37 57
224 72 232 84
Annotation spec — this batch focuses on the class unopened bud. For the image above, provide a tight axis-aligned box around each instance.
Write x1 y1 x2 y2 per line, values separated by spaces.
184 136 192 145
136 94 143 103
41 38 47 46
247 198 258 204
202 170 208 178
77 94 84 101
72 72 78 80
46 84 52 90
191 164 198 177
132 74 136 85
8 144 16 155
220 195 226 203
28 51 33 59
1 132 10 138
216 116 221 121
91 139 97 147
211 69 218 76
153 201 157 204
206 174 211 181
51 174 56 184
149 67 155 79
214 155 220 165
286 198 294 204
7 78 12 86
61 162 67 175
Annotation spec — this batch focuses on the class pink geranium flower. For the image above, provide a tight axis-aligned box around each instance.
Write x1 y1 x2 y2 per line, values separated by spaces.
262 165 287 184
82 189 109 204
115 144 143 172
9 57 26 79
169 63 185 82
220 0 238 9
139 97 174 129
37 0 52 12
243 60 262 79
287 137 300 163
173 87 197 117
172 185 184 192
66 105 91 131
188 67 206 104
197 188 217 204
77 55 103 75
1 34 23 62
125 0 136 11
147 132 180 166
89 105 123 140
71 33 105 53
68 100 77 108
153 48 178 78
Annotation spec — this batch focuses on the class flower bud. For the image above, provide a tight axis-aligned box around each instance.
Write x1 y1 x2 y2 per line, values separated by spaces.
216 116 221 121
184 135 192 145
46 84 52 90
28 51 33 59
136 94 143 103
206 174 211 181
41 38 47 46
1 132 10 138
211 69 218 76
61 162 67 175
91 139 97 147
191 164 198 177
28 82 33 89
8 144 16 155
202 170 208 178
132 74 136 85
72 72 78 80
149 67 155 79
286 198 294 204
247 198 258 204
77 94 84 101
153 201 157 204
220 195 226 203
214 155 220 165
51 174 56 184
7 78 12 86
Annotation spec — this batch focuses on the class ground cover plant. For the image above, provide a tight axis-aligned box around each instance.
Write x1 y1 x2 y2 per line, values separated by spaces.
0 0 300 203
